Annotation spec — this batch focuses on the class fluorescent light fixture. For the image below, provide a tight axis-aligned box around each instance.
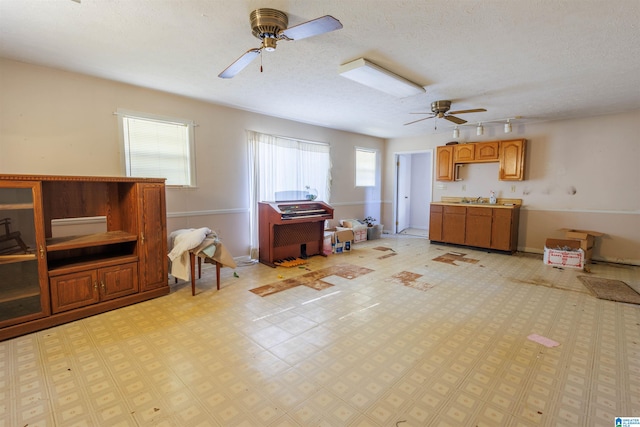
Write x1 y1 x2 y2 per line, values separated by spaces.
338 58 425 98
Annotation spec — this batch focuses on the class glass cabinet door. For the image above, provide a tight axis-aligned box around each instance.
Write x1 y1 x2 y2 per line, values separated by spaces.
0 181 48 328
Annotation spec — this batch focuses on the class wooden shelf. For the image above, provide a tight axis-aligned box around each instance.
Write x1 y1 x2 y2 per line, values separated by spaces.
0 203 34 210
46 231 138 252
0 286 40 304
0 254 37 265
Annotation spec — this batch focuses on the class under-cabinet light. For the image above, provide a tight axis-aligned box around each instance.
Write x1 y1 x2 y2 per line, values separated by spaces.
338 58 425 98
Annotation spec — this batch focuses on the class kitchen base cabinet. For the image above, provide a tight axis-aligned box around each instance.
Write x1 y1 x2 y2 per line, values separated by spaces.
442 206 466 245
465 207 492 248
0 175 168 342
429 205 443 241
491 208 520 251
429 202 520 253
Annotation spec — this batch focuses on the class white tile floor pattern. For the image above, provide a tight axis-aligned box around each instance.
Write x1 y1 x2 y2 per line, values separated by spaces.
1 235 639 427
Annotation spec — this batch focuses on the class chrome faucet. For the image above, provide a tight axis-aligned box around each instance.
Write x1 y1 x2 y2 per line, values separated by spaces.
476 196 483 203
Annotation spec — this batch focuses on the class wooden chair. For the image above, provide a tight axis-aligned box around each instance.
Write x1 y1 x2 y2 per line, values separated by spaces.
0 217 30 254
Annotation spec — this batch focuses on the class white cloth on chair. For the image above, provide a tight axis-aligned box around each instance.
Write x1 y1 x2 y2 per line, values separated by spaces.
168 227 212 280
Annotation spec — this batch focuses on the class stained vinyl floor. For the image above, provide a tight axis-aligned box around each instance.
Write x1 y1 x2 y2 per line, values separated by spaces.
2 235 639 426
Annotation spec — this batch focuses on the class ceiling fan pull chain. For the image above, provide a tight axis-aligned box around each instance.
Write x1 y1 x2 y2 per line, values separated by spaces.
260 52 263 73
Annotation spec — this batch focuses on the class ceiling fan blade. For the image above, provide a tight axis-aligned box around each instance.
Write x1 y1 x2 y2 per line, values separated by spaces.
444 115 467 125
448 108 487 115
409 112 432 115
280 15 343 40
404 116 434 126
218 48 261 79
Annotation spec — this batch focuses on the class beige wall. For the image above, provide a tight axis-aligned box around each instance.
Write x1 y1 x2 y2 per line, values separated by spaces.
385 111 640 265
0 59 384 257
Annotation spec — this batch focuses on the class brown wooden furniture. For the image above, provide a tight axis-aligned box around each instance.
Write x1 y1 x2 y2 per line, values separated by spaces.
436 139 526 181
258 200 334 267
0 174 168 341
429 201 520 253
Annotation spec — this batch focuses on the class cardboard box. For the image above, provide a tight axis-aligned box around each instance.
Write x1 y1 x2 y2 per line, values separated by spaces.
336 226 367 243
338 219 368 243
559 229 603 262
543 238 585 269
330 229 354 253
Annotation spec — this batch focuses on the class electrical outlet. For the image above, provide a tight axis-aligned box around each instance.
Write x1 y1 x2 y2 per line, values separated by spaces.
511 185 516 193
462 184 466 191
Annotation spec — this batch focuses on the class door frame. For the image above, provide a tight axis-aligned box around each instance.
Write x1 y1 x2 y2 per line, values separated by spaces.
392 149 433 234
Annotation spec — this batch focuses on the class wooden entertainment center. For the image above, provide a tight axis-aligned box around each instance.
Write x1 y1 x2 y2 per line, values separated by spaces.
0 174 168 341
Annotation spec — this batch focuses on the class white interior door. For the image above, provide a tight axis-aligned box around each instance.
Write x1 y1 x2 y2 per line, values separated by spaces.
396 154 411 233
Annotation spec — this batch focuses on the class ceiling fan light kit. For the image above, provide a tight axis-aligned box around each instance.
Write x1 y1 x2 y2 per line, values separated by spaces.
338 58 425 98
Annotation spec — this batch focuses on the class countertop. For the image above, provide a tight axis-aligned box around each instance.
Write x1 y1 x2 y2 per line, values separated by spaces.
432 197 522 209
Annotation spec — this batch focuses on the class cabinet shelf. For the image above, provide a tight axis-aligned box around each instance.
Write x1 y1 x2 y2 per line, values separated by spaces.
0 203 34 210
0 254 36 265
0 286 40 304
46 231 138 252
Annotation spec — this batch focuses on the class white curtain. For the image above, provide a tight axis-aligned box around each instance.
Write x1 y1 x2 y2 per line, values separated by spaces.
247 130 332 259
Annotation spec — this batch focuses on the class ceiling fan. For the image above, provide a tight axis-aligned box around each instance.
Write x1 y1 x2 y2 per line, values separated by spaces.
218 8 343 79
404 100 486 126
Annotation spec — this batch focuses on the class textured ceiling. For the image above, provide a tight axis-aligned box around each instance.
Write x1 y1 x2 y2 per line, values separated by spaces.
1 0 639 138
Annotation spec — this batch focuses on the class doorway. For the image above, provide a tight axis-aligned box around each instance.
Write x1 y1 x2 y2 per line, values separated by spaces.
394 150 432 236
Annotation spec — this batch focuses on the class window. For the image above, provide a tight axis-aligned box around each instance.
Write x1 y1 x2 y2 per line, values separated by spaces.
118 110 196 186
355 147 377 187
247 130 332 258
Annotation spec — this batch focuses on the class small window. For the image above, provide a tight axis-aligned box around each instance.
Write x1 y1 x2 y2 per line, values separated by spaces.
118 110 196 186
355 147 377 187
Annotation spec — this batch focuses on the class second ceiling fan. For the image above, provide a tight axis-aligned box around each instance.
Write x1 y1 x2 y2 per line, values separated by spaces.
404 100 486 126
218 8 342 78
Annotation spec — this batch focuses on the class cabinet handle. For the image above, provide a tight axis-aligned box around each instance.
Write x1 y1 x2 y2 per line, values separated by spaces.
141 232 145 244
39 245 44 259
94 281 98 290
101 281 106 291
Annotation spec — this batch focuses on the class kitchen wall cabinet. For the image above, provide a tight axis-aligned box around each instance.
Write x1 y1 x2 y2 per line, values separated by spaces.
499 139 526 180
0 175 168 341
475 141 499 161
435 139 525 181
453 144 475 162
429 202 520 253
436 146 454 181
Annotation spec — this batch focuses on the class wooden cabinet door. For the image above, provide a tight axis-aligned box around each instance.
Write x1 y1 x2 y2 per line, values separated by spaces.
99 262 138 301
453 144 475 162
138 183 168 291
499 139 526 180
476 141 499 161
50 270 98 313
0 180 50 328
465 207 492 248
491 209 516 251
436 146 454 181
442 206 466 244
428 205 443 241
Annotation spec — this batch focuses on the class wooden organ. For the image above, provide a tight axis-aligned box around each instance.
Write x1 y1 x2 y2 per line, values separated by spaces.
258 200 334 267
